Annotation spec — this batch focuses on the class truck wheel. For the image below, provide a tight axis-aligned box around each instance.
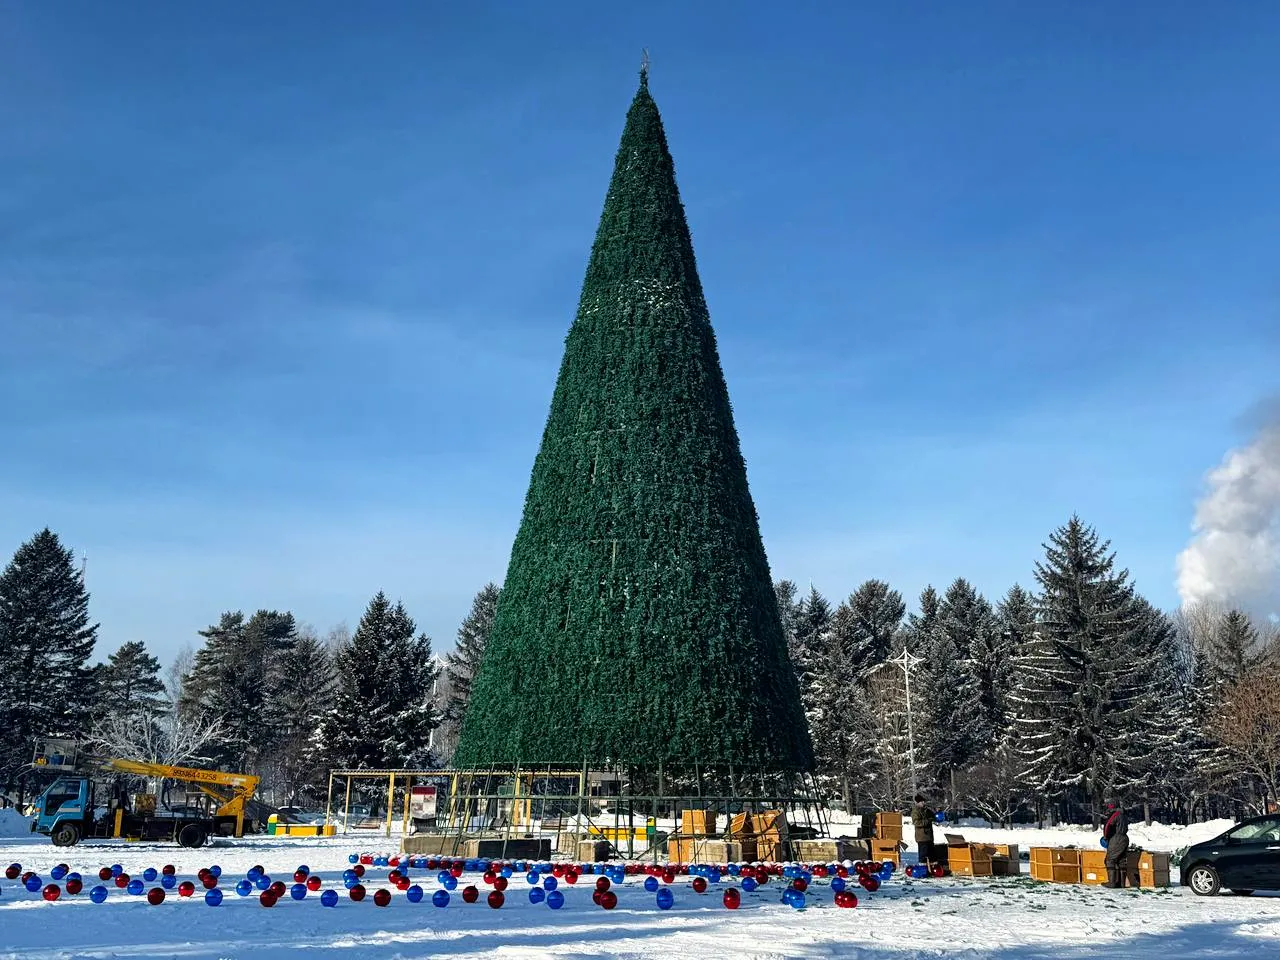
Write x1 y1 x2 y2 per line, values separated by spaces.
177 823 207 848
51 822 81 847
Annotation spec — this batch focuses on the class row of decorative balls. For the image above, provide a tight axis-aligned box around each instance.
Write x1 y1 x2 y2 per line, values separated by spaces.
3 855 929 912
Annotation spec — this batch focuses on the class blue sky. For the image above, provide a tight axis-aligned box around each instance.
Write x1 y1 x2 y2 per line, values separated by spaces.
2 1 1275 665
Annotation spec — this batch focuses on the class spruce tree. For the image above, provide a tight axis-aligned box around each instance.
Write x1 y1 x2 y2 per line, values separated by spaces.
182 609 297 769
917 578 988 795
316 593 441 771
834 579 906 676
1206 609 1259 684
792 587 832 699
774 579 802 660
904 586 941 655
444 584 500 729
0 529 98 792
1009 517 1147 810
453 72 811 771
99 641 165 717
270 626 337 800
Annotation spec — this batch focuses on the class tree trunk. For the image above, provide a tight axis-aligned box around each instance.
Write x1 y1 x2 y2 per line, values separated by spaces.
1143 800 1151 826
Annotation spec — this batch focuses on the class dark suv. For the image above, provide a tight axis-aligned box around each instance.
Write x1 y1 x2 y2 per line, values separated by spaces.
1179 815 1280 896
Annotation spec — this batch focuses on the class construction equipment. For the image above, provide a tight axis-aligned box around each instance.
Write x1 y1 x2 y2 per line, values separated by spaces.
28 738 262 847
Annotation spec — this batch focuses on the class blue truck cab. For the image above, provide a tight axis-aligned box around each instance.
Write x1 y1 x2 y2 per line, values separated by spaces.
32 776 98 846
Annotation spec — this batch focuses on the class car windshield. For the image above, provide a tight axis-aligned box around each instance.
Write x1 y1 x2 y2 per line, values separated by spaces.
1227 818 1280 842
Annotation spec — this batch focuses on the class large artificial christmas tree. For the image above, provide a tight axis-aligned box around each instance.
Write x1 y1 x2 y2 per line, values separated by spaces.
454 72 812 772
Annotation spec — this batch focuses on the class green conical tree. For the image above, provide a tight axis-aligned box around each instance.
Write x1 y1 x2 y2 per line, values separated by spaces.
454 73 812 771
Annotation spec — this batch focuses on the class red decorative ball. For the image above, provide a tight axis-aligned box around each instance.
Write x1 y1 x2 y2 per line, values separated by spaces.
3 865 18 881
162 864 176 876
201 875 218 889
564 871 578 885
487 890 504 909
198 868 210 880
360 855 373 865
814 865 828 878
389 857 400 867
662 871 675 884
115 874 130 889
259 890 277 907
755 872 769 886
178 881 195 897
449 866 463 879
692 876 708 894
482 870 496 886
860 876 880 892
931 866 945 878
792 878 808 893
601 890 617 910
270 881 287 898
834 890 858 908
147 887 165 905
349 884 366 901
296 871 311 884
493 876 508 892
42 884 61 902
306 875 322 891
462 885 478 903
66 878 83 895
372 889 391 907
353 864 366 878
95 867 110 881
837 866 849 878
723 888 741 909
595 876 611 892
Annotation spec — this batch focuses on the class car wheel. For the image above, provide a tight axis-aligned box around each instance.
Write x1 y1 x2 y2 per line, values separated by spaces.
1229 889 1254 897
177 823 207 848
51 822 80 847
1187 864 1221 896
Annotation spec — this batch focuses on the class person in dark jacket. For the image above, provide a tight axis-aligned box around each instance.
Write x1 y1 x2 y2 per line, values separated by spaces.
910 794 937 871
1102 800 1130 888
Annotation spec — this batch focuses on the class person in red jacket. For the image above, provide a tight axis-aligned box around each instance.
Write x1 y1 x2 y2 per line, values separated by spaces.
1102 800 1130 888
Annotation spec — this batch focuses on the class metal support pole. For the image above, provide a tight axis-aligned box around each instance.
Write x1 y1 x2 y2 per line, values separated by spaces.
888 648 923 800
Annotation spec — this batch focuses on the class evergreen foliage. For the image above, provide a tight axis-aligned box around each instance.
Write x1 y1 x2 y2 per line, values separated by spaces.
1207 609 1260 684
181 610 297 769
270 626 337 800
904 585 941 655
99 640 165 717
445 584 500 727
917 578 989 790
791 586 832 704
1009 517 1149 807
0 529 98 791
453 75 811 771
315 592 440 771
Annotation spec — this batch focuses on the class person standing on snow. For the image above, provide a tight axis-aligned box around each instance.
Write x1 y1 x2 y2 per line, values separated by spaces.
1102 800 1130 888
911 794 937 871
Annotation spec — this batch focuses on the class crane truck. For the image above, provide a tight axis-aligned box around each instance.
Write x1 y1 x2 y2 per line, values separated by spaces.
28 739 264 847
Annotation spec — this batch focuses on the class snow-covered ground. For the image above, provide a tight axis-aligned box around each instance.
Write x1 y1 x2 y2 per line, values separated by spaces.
0 820 1275 960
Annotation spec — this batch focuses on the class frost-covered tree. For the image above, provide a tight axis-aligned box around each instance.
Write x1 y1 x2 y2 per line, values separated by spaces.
916 578 988 799
441 584 500 748
0 529 98 797
266 625 337 801
314 592 440 773
1206 609 1261 684
1009 517 1149 814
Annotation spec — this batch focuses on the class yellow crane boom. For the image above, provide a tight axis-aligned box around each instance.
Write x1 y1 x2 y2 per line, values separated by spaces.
103 759 260 835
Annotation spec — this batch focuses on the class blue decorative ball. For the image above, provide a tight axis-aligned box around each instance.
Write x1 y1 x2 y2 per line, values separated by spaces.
542 876 558 891
205 888 223 906
290 883 307 900
529 887 545 904
742 877 758 892
142 868 158 882
127 879 144 896
643 876 659 892
526 871 541 885
655 887 674 910
935 811 946 824
236 879 253 896
89 885 109 903
161 874 177 889
547 889 565 910
406 884 423 903
321 889 339 907
432 889 450 908
831 877 846 893
255 875 271 891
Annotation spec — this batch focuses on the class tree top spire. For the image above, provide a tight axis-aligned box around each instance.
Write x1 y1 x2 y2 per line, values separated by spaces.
639 47 650 87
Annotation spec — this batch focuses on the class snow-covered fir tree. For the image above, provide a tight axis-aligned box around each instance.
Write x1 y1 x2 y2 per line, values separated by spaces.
269 625 337 801
0 529 98 797
916 578 989 800
1206 609 1260 684
1009 516 1151 814
314 592 440 772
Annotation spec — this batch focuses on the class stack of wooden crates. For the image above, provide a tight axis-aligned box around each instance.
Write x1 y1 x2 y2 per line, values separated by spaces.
728 810 788 862
1033 847 1170 888
872 811 903 866
944 838 1021 877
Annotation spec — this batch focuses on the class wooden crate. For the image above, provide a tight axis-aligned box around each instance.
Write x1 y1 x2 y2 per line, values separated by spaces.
875 812 903 842
947 843 993 878
1030 847 1082 883
985 843 1020 876
871 839 902 867
680 809 717 837
1138 851 1170 888
667 838 742 864
1081 849 1109 885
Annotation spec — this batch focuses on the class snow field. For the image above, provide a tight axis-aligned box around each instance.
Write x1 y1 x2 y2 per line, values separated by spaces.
0 826 1275 960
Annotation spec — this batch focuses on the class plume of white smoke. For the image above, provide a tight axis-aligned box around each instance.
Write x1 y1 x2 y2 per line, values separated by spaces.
1176 411 1280 621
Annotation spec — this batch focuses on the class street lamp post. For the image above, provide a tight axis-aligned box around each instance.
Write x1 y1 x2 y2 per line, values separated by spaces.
888 648 924 799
